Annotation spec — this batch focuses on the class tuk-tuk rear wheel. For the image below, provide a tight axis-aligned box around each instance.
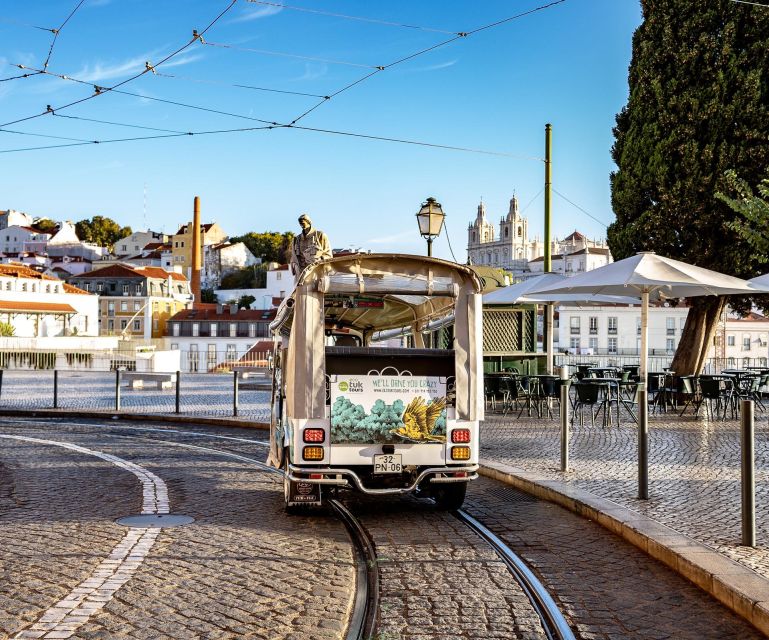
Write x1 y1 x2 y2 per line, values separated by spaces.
431 482 467 510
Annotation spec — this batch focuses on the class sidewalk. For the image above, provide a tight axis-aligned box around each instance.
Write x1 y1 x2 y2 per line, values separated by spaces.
479 405 769 633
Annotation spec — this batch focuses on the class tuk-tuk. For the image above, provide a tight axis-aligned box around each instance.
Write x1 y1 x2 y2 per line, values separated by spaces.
268 254 484 511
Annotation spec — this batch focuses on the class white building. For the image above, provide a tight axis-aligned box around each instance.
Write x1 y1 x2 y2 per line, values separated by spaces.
0 209 34 230
528 245 612 277
115 230 168 257
467 196 612 277
202 241 259 290
0 225 53 254
0 263 97 337
714 311 769 368
214 265 291 309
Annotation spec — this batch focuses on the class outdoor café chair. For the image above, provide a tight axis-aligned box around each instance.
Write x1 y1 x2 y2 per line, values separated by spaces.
698 377 730 420
572 382 601 427
677 375 701 417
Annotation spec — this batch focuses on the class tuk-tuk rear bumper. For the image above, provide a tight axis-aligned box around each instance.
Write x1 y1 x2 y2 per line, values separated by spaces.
286 463 478 495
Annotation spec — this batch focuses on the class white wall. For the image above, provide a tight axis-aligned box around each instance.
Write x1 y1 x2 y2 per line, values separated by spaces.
214 268 291 309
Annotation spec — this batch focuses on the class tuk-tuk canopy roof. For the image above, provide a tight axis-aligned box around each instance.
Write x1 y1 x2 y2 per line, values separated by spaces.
270 253 483 336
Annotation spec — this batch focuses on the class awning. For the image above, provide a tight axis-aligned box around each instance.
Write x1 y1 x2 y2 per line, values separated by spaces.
0 300 77 314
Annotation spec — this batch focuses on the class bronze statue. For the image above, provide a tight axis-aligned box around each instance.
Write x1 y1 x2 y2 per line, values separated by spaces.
290 214 332 276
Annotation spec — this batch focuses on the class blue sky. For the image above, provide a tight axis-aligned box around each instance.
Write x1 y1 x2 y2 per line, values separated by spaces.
0 0 643 260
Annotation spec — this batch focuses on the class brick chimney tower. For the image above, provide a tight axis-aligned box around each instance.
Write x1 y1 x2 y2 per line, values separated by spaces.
191 196 202 306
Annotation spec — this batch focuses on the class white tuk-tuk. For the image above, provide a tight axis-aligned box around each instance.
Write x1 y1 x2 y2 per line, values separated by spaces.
268 254 484 511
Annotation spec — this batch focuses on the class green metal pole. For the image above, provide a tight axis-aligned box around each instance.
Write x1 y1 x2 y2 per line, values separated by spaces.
544 123 552 272
427 237 433 257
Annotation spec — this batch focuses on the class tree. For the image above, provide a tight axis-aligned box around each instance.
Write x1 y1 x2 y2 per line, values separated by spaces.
238 295 256 309
75 216 132 249
200 288 217 304
716 170 769 258
608 1 769 375
0 321 15 337
34 218 57 234
229 231 294 264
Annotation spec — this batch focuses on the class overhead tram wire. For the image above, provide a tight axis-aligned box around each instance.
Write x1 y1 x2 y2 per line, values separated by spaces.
154 71 328 99
13 64 280 126
244 1 461 35
552 188 609 228
43 0 87 70
0 0 239 129
52 113 191 135
0 15 57 33
283 0 568 126
200 41 379 69
0 128 97 143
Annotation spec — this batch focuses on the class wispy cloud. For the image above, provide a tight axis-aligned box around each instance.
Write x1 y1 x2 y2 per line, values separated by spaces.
289 63 328 82
73 51 203 83
88 0 113 7
230 4 283 23
403 59 458 73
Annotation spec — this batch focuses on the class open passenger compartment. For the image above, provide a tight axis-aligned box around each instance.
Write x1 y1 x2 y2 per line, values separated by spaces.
325 346 455 377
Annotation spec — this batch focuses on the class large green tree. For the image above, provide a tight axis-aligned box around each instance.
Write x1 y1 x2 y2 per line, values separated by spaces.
75 216 132 249
229 231 294 264
608 0 769 375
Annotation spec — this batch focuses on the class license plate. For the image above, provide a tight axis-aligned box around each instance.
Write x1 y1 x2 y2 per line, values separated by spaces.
373 454 402 474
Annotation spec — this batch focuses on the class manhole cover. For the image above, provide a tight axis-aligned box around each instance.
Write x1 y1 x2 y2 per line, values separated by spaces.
116 514 194 528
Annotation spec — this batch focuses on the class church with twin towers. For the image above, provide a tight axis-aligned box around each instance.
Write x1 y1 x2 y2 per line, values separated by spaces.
466 194 612 277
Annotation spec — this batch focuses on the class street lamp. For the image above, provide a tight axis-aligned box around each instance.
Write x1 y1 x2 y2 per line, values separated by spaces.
415 197 446 257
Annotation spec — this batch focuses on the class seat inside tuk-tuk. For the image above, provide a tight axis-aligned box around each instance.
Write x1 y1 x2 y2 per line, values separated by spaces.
325 345 455 376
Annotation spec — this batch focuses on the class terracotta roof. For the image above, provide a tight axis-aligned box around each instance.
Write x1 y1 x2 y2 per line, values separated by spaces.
0 263 57 280
169 307 276 322
63 283 90 295
563 230 586 241
528 256 563 263
0 300 77 314
143 242 165 250
76 263 188 281
567 247 611 256
730 312 769 323
174 222 216 236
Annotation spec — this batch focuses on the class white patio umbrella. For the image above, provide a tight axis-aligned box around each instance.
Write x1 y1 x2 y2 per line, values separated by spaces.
748 273 769 291
527 251 759 499
484 272 640 373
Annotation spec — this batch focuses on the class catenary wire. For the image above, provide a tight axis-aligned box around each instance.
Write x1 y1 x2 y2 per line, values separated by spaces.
731 0 769 7
0 15 56 33
552 188 609 227
244 0 461 35
442 218 459 262
286 0 568 126
154 71 328 98
201 41 379 69
13 64 279 125
53 113 191 135
0 128 96 143
0 0 239 129
43 0 87 70
520 188 545 214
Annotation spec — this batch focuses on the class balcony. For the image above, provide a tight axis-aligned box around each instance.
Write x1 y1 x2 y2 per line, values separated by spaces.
607 328 617 335
570 327 580 335
589 328 598 335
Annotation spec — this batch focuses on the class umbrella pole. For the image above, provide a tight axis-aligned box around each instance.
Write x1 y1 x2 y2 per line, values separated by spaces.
638 289 649 500
545 303 554 374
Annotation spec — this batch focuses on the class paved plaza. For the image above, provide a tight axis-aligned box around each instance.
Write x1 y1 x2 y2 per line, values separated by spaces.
3 371 769 597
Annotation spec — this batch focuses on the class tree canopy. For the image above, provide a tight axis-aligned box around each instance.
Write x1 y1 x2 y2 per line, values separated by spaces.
75 216 132 249
717 170 769 259
229 231 293 264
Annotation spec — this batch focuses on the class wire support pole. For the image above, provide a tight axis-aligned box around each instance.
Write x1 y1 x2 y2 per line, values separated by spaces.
233 371 239 417
175 371 181 414
741 399 756 547
560 366 570 472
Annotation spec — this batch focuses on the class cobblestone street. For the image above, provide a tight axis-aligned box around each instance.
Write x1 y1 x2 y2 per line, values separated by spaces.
1 417 766 639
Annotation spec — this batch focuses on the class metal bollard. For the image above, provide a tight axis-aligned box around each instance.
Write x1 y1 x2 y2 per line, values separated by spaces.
233 370 239 417
638 385 648 500
741 399 756 547
53 369 58 409
115 369 121 412
0 369 4 402
175 370 181 414
560 366 570 472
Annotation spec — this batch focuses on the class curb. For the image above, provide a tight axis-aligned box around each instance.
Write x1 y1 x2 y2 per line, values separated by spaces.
479 459 769 637
0 408 270 431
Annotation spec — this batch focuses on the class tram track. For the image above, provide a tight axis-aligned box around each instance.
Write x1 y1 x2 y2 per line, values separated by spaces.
2 418 574 640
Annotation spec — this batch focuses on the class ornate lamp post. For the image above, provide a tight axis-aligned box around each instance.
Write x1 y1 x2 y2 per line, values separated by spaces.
415 197 446 257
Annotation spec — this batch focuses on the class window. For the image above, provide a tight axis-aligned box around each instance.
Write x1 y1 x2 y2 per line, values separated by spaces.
229 323 236 337
226 344 237 363
743 335 751 351
666 318 675 335
120 301 128 312
172 322 180 337
121 244 127 252
108 319 114 331
192 323 199 337
760 335 768 347
666 338 675 353
97 283 103 292
188 344 199 372
607 317 618 335
608 337 618 354
589 317 598 335
21 283 26 292
727 335 736 347
570 317 580 335
637 318 642 335
107 301 115 316
133 319 141 331
210 323 217 337
181 241 185 248
208 344 217 368
120 319 127 330
276 271 282 280
45 284 50 293
570 337 580 350
249 323 256 338
122 284 129 294
153 319 158 332
5 281 11 291
589 337 598 351
170 343 178 350
135 284 142 295
134 301 141 312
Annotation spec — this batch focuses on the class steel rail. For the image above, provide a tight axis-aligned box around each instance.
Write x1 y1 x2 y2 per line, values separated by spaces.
455 509 575 640
327 499 379 640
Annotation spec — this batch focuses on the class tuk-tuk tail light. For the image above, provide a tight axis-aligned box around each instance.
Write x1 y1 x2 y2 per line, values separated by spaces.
451 446 471 461
451 428 471 443
303 446 324 461
303 428 325 443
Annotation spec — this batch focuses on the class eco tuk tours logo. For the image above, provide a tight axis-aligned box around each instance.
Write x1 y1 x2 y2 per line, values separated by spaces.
338 379 363 393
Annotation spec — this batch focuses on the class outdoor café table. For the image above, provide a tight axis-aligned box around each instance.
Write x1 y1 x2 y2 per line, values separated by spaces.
588 367 621 380
722 369 762 411
699 374 736 418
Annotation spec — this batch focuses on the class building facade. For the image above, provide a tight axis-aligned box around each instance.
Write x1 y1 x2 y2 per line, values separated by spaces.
0 264 97 337
115 230 168 257
467 195 612 277
202 241 259 290
171 222 227 280
165 304 275 372
70 264 192 339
